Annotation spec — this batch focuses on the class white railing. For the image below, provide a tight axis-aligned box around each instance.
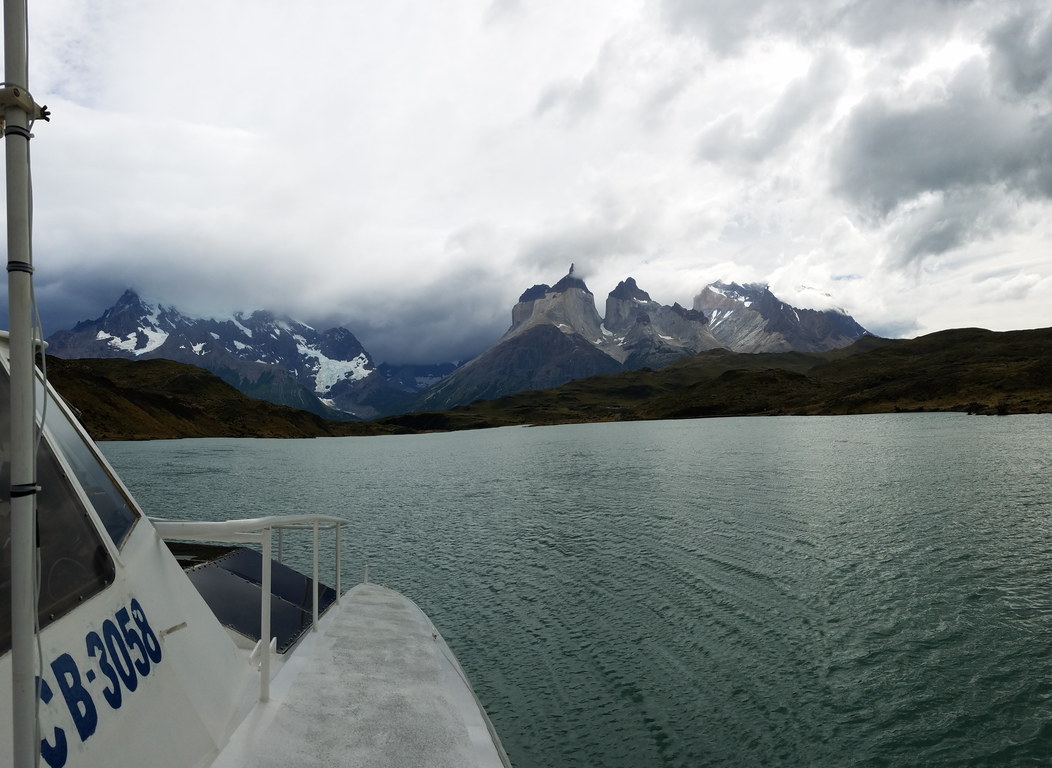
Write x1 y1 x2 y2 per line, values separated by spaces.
150 514 346 702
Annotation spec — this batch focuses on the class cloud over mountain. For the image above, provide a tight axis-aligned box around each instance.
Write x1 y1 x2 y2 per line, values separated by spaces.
7 0 1049 364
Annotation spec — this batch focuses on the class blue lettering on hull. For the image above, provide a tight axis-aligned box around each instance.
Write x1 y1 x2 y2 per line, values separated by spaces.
37 598 164 768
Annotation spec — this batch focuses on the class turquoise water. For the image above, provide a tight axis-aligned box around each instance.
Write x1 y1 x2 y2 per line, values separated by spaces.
102 414 1052 767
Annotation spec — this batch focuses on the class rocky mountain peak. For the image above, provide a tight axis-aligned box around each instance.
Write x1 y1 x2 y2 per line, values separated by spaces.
670 303 706 322
608 277 650 303
111 288 149 312
320 326 367 360
74 289 154 336
603 279 721 368
694 281 867 353
518 284 550 303
509 267 603 339
700 281 768 305
551 263 590 294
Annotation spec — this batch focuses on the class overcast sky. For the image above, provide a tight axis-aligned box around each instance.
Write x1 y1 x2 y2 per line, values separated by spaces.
6 0 1051 363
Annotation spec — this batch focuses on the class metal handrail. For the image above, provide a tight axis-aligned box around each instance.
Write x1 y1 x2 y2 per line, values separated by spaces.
150 514 346 701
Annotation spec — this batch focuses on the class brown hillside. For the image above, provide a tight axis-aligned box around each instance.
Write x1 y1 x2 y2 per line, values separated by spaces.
45 357 398 440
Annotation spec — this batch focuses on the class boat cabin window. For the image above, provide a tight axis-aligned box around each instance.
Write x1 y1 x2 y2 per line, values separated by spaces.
35 376 140 547
1 368 116 655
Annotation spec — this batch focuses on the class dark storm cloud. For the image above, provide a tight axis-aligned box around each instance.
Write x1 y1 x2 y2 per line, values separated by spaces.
329 265 514 364
987 6 1052 98
888 189 1014 265
697 49 847 165
29 260 510 366
334 305 506 366
32 274 131 337
831 62 1050 222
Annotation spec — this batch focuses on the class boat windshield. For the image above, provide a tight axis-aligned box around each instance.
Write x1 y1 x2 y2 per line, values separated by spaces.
35 375 140 546
1 367 116 654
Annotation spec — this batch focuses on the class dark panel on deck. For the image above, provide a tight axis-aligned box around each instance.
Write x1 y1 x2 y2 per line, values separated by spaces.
184 547 336 653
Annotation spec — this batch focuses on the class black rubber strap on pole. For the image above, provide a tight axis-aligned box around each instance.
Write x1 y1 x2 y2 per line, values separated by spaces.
10 483 40 498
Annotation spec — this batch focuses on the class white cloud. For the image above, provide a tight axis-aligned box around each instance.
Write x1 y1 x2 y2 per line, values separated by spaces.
5 0 1050 362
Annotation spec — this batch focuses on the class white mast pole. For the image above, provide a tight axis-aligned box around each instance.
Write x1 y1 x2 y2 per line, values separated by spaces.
4 0 44 765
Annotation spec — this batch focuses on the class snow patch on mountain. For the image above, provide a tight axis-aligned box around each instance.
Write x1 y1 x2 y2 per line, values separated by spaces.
232 317 253 338
96 328 169 355
312 353 371 393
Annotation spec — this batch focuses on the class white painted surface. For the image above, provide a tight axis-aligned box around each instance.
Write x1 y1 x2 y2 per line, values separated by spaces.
211 583 510 768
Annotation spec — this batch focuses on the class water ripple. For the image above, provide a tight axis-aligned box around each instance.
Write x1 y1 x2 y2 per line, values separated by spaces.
103 414 1052 768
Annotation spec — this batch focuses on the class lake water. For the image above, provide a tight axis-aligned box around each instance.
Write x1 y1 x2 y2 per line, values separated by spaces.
101 413 1052 767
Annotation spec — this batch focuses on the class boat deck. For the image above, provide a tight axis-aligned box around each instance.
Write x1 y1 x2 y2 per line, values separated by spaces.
210 582 509 768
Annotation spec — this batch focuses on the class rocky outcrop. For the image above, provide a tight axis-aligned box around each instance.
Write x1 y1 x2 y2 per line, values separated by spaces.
604 278 722 368
693 282 867 353
415 269 722 410
508 267 607 345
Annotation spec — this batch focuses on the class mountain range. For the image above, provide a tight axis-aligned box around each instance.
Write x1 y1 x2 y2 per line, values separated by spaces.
45 326 1052 441
45 290 441 420
417 269 867 411
45 270 869 417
